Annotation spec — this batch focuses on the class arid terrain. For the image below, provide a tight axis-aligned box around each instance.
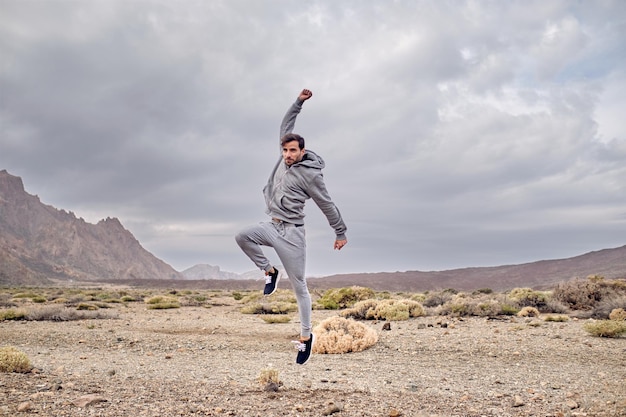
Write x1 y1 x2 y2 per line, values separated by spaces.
1 286 625 417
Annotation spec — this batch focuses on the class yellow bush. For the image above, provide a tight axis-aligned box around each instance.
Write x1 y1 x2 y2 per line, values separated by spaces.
609 308 626 321
313 316 378 354
400 299 426 318
517 306 540 317
0 346 32 373
366 300 410 321
258 367 280 385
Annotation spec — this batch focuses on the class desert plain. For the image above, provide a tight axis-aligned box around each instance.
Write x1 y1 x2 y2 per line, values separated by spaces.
1 286 625 417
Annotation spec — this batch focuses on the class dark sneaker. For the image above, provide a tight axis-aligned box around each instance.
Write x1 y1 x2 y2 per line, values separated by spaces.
293 334 315 365
264 268 280 296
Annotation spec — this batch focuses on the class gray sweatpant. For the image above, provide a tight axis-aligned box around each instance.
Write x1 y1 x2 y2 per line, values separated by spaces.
235 221 311 337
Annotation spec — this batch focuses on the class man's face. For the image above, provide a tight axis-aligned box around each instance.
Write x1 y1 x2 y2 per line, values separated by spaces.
282 140 305 166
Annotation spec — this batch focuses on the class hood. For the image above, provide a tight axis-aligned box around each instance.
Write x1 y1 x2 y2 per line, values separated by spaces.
295 149 325 170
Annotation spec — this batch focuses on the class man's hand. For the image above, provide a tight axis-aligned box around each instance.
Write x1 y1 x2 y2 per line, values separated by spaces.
334 239 347 251
299 89 313 101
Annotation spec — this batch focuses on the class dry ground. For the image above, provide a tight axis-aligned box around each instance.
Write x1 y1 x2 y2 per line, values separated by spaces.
1 294 625 417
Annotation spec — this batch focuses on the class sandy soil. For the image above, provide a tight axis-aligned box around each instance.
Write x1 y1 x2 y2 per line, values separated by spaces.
1 295 625 417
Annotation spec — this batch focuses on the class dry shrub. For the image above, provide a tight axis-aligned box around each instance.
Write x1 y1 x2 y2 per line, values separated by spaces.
553 276 626 311
591 295 626 319
422 291 453 308
583 320 626 338
542 299 570 314
508 288 548 309
24 305 116 321
470 300 503 317
0 346 32 373
517 306 540 317
0 294 16 308
341 299 379 320
258 368 280 385
609 308 626 321
313 316 378 354
316 286 376 310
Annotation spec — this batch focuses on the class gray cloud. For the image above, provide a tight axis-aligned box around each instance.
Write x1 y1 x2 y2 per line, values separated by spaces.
1 0 624 276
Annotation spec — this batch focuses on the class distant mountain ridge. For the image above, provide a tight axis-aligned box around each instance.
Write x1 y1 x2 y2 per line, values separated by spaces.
2 169 624 291
182 264 240 280
0 170 182 285
310 245 626 292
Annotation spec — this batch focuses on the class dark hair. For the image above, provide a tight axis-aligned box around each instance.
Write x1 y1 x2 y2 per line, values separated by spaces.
281 133 305 150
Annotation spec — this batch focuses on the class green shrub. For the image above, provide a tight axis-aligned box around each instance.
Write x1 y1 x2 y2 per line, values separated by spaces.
500 304 519 316
544 315 569 322
12 292 39 299
241 301 297 315
0 309 27 321
232 291 244 301
583 320 626 338
145 296 180 310
0 346 33 373
260 315 291 324
317 286 376 310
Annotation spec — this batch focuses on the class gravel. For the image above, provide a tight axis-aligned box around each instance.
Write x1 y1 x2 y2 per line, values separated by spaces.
1 298 625 416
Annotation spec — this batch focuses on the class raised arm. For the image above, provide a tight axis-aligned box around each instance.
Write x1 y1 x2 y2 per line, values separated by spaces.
279 89 313 141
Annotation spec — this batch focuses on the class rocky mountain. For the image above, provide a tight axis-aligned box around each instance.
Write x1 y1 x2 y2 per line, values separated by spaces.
0 170 182 285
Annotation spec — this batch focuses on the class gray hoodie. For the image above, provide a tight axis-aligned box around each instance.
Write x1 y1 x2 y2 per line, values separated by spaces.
263 98 347 241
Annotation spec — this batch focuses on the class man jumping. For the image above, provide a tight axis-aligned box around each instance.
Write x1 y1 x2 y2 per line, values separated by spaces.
235 88 348 365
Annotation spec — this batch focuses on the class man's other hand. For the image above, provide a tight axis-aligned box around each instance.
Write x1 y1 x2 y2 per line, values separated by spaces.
299 89 313 101
334 239 347 251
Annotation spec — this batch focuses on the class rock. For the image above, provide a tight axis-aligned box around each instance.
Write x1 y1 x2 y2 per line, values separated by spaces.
322 402 344 415
72 394 108 408
566 399 579 409
263 382 280 392
513 395 525 407
389 408 402 416
382 322 392 331
17 401 32 412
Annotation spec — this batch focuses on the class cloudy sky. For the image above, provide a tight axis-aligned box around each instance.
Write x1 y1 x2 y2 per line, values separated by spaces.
1 0 625 277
